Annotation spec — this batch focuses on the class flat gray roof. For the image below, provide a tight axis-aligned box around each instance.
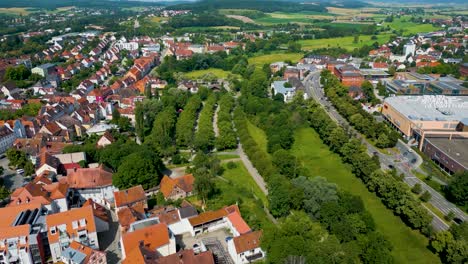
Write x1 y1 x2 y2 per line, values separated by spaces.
426 137 468 169
385 95 468 122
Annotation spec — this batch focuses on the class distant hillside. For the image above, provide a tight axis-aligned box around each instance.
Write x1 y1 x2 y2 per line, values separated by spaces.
0 0 163 9
170 0 328 13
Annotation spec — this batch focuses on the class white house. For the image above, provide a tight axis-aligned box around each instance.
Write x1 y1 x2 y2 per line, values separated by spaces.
227 231 265 264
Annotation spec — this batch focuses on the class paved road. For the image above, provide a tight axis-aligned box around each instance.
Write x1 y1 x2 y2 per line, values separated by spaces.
304 71 467 231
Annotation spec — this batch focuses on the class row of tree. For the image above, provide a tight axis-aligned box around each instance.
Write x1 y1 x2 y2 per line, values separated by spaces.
308 101 433 235
194 95 217 152
320 70 399 148
175 95 202 148
215 94 237 150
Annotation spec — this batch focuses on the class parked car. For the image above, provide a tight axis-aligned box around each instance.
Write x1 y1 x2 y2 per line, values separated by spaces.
16 169 24 174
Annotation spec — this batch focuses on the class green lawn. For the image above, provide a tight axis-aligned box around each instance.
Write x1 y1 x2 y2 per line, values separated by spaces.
208 161 273 230
248 53 304 67
298 34 391 51
292 128 439 264
386 16 441 35
183 68 238 80
246 120 269 153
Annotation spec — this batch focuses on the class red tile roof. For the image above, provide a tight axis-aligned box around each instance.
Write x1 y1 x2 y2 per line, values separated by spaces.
159 174 194 199
233 230 262 253
65 165 113 189
122 223 170 257
114 185 146 208
227 211 251 235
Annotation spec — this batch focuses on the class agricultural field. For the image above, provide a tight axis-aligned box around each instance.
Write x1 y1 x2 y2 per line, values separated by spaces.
0 8 36 16
255 11 334 25
248 52 304 67
298 34 391 51
147 16 169 23
183 68 238 80
292 128 440 264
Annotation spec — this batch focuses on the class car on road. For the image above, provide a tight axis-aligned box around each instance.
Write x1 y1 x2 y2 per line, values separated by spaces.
454 217 464 225
16 169 24 174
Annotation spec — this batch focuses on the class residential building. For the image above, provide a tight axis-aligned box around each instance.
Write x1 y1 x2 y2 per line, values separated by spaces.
403 43 416 57
121 222 176 260
59 241 107 264
0 203 49 264
9 182 69 213
32 63 56 78
114 185 147 213
227 231 265 264
0 125 16 153
159 174 194 200
46 206 101 262
148 249 215 264
63 165 116 207
96 131 115 148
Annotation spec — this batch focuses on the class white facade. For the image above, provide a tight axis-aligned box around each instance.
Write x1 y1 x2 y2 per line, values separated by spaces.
74 185 116 208
0 239 34 264
227 240 265 264
403 43 416 57
115 41 139 51
0 129 15 154
168 218 192 236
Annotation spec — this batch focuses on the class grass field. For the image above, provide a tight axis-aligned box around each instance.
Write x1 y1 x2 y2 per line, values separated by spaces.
292 128 439 264
298 34 391 51
183 68 237 80
246 121 269 153
208 161 274 230
386 16 441 35
248 53 304 67
148 16 169 23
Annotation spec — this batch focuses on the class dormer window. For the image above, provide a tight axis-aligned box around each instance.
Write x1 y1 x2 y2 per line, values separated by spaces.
50 226 56 235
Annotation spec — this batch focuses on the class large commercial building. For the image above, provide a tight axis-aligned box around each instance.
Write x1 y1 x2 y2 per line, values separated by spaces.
382 95 468 174
384 72 468 96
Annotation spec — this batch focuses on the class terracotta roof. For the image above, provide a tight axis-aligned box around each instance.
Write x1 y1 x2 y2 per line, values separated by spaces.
233 230 262 253
122 223 170 257
155 249 215 264
123 244 158 264
43 122 61 135
33 175 53 185
159 174 194 199
0 225 30 241
227 211 251 235
114 185 146 208
117 203 146 233
41 182 69 200
189 207 228 226
9 182 52 206
46 205 97 244
83 199 109 223
0 202 43 228
65 165 113 189
150 208 180 225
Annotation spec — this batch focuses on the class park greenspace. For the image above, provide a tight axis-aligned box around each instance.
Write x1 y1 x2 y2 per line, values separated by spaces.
208 161 274 230
183 68 238 80
248 53 304 67
291 127 439 264
246 121 269 153
298 34 391 50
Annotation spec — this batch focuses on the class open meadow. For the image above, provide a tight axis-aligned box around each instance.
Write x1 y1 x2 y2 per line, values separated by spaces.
298 34 391 51
248 53 304 67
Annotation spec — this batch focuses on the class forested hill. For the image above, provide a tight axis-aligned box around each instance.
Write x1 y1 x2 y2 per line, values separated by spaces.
170 0 328 13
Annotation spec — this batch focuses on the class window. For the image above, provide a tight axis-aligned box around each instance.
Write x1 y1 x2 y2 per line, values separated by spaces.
50 227 56 235
72 221 78 229
79 218 86 227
